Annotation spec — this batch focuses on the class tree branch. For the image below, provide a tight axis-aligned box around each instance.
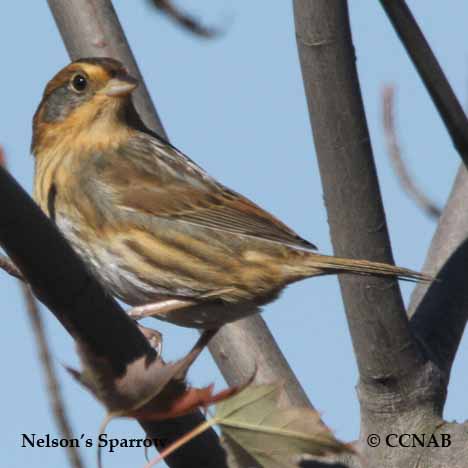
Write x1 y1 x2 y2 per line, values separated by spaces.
47 0 312 410
294 0 468 467
409 165 468 377
149 0 220 38
209 316 312 407
0 253 23 280
293 0 423 384
0 163 226 467
379 0 468 167
380 0 468 385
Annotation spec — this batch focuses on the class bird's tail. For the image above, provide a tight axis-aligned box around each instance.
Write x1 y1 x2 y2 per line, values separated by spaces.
288 251 432 283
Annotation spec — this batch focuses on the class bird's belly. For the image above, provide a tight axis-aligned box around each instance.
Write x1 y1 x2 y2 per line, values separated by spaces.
55 215 199 305
54 211 288 311
56 214 271 327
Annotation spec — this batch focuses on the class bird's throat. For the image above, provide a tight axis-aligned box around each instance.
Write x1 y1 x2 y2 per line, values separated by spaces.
32 98 133 158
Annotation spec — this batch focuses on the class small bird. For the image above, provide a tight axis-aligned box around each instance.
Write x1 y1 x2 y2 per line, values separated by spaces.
32 58 428 328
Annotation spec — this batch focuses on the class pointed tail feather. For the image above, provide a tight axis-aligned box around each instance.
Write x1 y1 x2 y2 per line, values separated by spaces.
300 253 432 283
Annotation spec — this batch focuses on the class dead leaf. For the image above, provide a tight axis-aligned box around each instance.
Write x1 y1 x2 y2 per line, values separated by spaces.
67 329 219 468
131 382 246 421
148 382 353 467
215 383 353 467
70 329 216 414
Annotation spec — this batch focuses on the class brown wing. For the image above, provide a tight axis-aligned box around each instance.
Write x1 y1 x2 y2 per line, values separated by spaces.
93 133 316 250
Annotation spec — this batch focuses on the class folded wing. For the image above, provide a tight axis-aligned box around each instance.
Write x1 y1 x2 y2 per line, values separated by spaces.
92 133 316 250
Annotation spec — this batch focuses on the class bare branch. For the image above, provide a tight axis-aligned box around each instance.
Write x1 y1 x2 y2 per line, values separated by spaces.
382 85 441 219
292 2 468 466
380 0 468 167
21 285 84 468
409 165 468 378
149 0 220 38
293 0 423 384
1 148 83 468
209 316 312 408
380 0 468 385
47 0 312 411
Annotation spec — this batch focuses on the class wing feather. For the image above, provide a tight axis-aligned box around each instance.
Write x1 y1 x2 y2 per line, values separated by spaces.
93 133 316 250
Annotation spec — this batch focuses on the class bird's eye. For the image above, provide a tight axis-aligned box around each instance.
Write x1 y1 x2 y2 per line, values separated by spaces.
71 74 88 93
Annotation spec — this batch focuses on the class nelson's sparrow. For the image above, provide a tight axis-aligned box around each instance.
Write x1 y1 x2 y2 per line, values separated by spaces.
32 58 428 328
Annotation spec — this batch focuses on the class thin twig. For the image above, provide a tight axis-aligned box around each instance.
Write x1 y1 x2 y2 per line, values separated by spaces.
382 85 442 219
150 0 220 38
380 0 468 167
0 254 23 280
21 285 85 468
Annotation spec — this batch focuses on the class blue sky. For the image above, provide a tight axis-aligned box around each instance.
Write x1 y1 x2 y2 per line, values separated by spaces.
0 1 466 467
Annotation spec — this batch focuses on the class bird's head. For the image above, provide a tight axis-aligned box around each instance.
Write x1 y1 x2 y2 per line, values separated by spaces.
32 57 140 155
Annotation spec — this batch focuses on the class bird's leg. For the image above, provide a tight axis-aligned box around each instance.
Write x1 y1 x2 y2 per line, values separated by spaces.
128 298 196 320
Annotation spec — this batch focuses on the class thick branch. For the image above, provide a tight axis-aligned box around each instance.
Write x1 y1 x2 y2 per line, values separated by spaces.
0 167 226 468
293 2 468 466
47 0 312 410
380 0 468 167
380 0 468 383
409 165 468 377
209 316 311 407
293 0 423 383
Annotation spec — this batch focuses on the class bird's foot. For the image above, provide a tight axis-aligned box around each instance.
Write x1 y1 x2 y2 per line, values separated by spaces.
137 324 163 356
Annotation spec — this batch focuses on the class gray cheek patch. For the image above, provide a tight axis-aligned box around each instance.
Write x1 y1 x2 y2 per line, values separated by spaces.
42 85 88 123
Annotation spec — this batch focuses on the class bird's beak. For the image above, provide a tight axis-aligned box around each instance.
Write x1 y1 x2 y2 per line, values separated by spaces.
100 71 138 97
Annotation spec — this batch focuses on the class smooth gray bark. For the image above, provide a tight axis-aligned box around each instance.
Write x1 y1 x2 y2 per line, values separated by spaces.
293 0 422 384
410 165 468 378
293 1 468 467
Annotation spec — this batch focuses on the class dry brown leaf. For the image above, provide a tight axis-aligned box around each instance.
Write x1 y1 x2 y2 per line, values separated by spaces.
148 381 353 467
131 382 245 421
67 330 218 468
69 329 215 414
